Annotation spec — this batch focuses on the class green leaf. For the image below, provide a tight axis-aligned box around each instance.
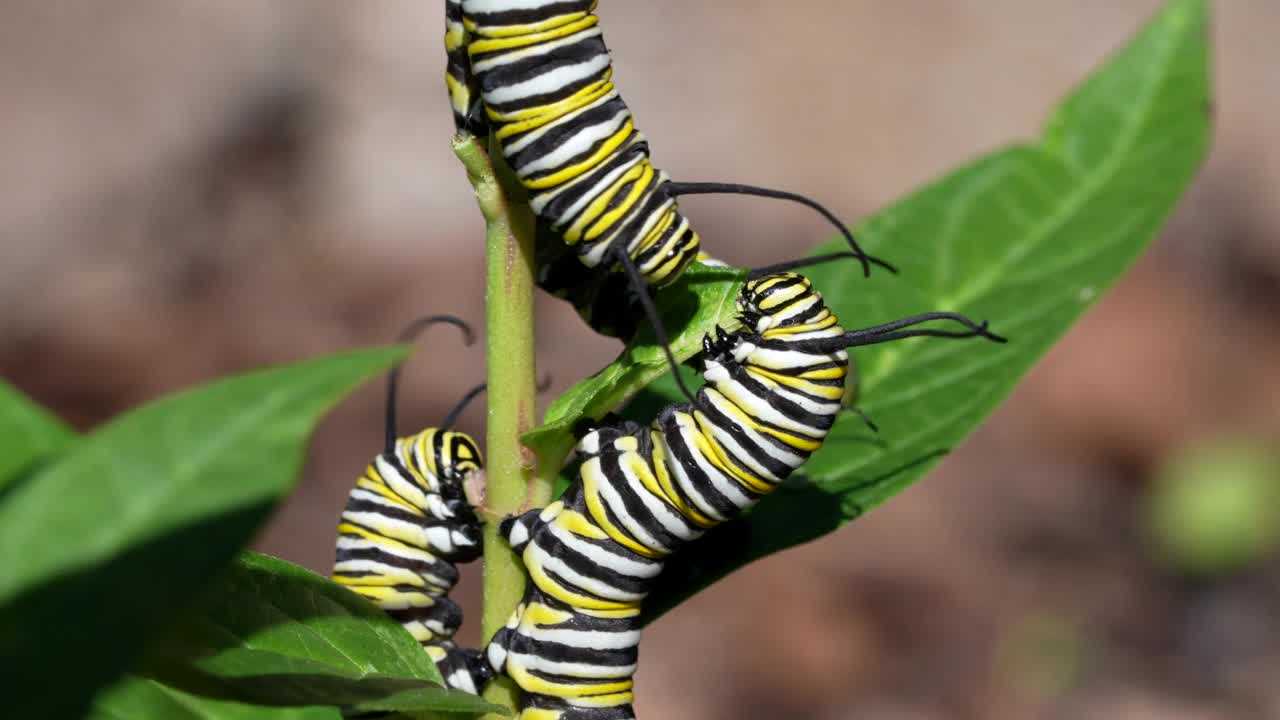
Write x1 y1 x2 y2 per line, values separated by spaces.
90 676 339 720
147 552 504 717
808 0 1209 509
0 347 406 720
0 380 74 489
523 262 745 477
635 0 1211 621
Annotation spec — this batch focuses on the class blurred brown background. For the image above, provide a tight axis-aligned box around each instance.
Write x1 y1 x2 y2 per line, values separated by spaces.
3 2 1279 719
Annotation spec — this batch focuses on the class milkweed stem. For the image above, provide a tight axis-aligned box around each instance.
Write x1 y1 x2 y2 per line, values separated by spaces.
452 132 549 717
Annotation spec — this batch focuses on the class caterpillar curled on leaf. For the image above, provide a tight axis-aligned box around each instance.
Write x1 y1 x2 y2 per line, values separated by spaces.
332 316 493 694
485 272 1007 720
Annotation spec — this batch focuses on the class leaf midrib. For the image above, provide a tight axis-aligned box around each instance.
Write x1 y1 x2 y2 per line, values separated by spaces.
944 28 1180 310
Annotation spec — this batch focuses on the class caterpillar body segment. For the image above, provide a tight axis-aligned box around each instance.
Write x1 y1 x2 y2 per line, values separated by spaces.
334 428 494 693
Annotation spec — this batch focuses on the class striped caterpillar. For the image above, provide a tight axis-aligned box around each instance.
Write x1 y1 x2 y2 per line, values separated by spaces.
485 273 1005 719
333 316 493 694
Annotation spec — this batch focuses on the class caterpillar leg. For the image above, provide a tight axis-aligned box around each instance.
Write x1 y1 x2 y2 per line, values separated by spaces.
436 643 496 695
499 505 553 554
485 601 524 676
384 595 465 648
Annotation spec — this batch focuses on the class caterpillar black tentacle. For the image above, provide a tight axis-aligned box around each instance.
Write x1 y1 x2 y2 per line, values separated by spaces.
333 316 494 694
485 272 1006 719
663 181 895 278
747 251 898 280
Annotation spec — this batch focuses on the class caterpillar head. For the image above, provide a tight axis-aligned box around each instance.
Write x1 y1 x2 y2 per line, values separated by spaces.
737 272 820 334
434 430 484 502
427 430 484 561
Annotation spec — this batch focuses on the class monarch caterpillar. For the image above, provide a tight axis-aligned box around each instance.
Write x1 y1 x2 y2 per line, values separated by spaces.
333 315 493 694
444 0 892 399
485 272 1006 720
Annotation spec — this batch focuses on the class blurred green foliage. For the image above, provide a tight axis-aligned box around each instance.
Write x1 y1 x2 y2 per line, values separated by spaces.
1147 438 1280 576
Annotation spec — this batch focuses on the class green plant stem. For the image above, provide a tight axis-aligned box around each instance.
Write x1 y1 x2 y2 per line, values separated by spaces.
452 132 548 718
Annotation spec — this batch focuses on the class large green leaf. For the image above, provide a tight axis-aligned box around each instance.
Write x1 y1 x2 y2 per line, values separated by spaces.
552 0 1211 622
0 380 74 488
147 552 503 717
802 0 1208 508
90 676 339 720
0 348 405 719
